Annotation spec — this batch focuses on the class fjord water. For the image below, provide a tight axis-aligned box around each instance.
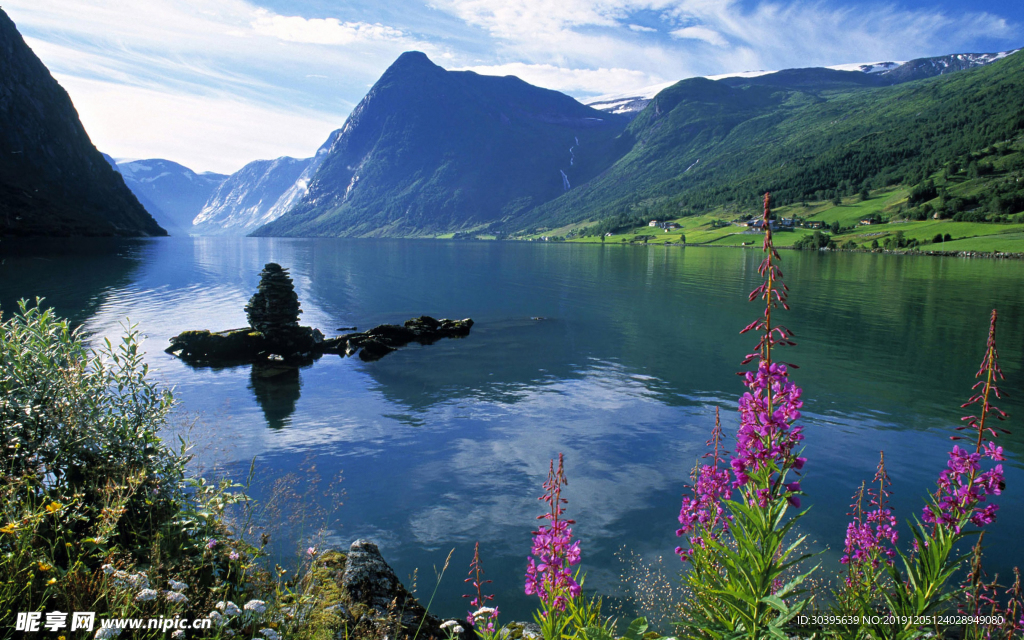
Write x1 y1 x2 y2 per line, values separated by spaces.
2 237 1023 623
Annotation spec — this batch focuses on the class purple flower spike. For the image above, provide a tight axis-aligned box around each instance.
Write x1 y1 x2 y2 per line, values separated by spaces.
525 454 581 614
676 408 733 561
841 453 898 571
924 310 1009 532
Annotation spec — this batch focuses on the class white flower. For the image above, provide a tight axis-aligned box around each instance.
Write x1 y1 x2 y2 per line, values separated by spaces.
113 570 128 582
473 607 496 618
441 620 464 633
134 588 158 602
207 611 225 626
260 630 282 640
244 599 267 614
168 579 188 591
127 573 150 590
216 601 242 616
171 631 185 640
164 590 189 604
95 627 122 639
101 564 115 575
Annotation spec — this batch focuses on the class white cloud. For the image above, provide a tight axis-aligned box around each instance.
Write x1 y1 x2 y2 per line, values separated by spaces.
670 25 727 47
628 24 657 32
436 0 1018 79
458 62 661 95
250 9 406 45
54 75 339 174
4 0 426 172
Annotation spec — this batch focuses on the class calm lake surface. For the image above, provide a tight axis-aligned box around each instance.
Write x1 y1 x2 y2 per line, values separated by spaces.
2 237 1023 625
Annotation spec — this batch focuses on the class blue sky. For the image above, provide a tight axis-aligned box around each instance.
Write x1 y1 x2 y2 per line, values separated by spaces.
6 0 1021 173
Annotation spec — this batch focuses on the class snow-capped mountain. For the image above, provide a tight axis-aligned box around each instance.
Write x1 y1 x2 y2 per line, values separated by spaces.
877 50 1020 83
246 129 343 231
191 156 313 235
585 50 1019 118
109 129 345 236
113 159 227 235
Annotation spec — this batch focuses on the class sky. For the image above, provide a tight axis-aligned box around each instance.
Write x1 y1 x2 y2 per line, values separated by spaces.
6 0 1022 174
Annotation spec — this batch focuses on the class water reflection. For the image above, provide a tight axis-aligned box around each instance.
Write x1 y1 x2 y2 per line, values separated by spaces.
248 362 304 430
0 238 147 326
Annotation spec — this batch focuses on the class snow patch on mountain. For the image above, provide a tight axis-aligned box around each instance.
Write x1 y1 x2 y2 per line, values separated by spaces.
585 50 1019 118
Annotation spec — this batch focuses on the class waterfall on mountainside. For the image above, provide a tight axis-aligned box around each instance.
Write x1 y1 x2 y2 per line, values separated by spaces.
560 170 571 191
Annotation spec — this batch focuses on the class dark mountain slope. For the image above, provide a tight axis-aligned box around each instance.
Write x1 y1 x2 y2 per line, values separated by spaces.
254 51 628 237
0 9 164 237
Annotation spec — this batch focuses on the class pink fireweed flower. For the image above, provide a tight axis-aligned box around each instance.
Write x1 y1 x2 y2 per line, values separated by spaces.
739 193 796 369
464 541 495 624
924 310 1009 532
676 408 732 561
732 193 805 506
677 193 805 559
525 453 582 614
841 453 898 570
731 362 806 500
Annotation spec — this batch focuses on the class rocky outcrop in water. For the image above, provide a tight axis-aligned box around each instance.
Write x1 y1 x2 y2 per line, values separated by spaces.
165 262 472 365
322 315 474 361
165 316 472 365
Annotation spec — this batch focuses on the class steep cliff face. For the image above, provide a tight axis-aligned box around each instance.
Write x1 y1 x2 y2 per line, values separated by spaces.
0 9 164 237
191 156 313 235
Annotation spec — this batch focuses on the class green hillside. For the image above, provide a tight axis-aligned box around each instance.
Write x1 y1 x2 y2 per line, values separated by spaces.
513 51 1024 237
554 137 1024 254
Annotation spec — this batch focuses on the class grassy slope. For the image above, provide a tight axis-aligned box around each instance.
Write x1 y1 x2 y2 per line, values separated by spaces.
560 133 1024 253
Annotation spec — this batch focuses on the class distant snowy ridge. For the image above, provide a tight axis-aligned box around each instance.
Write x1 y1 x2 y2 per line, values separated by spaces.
585 49 1019 118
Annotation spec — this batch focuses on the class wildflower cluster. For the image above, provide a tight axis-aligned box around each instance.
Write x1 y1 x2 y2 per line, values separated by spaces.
841 453 898 572
731 362 805 504
441 619 465 638
675 408 732 561
924 310 1008 532
525 453 582 614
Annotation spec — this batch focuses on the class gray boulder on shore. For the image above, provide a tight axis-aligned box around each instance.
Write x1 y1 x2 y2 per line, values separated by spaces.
300 540 542 640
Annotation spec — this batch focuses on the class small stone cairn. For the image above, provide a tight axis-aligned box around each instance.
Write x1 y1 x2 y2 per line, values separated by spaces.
244 263 302 338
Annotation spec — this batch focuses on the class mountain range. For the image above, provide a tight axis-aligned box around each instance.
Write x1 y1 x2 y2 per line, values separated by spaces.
2 2 1021 239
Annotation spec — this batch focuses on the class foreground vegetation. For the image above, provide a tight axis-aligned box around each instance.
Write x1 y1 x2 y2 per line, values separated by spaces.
4 191 1024 638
